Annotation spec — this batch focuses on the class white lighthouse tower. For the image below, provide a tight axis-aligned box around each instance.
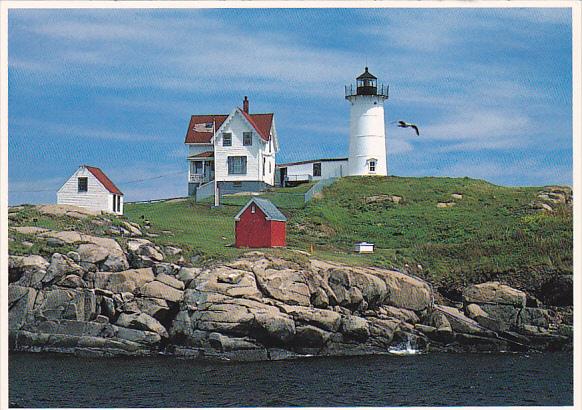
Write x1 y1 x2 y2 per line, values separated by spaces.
345 67 389 176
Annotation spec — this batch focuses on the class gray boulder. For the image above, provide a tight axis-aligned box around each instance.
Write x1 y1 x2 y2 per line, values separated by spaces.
116 312 168 338
94 268 155 294
463 282 526 308
340 315 370 341
379 270 432 312
58 274 87 289
8 285 37 330
34 288 96 322
43 253 85 285
253 259 311 306
293 325 331 347
155 273 185 290
77 244 109 264
280 305 341 332
10 255 50 288
140 281 184 303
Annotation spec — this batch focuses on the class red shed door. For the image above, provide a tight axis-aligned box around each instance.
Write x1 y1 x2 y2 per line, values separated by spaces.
236 204 271 248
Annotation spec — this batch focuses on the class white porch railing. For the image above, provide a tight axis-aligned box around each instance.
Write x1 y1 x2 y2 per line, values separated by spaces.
189 174 212 184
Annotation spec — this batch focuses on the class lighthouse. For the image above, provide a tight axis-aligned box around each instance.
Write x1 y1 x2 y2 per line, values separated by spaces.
345 67 389 176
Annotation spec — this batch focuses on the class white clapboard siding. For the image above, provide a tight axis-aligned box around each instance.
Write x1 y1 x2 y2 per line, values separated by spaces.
284 160 348 180
214 110 271 185
57 166 122 214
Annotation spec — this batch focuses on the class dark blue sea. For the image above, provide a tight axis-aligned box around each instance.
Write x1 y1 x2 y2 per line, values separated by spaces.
9 352 573 407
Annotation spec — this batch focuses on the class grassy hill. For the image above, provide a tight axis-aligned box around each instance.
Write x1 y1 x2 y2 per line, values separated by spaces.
286 176 572 292
123 176 572 293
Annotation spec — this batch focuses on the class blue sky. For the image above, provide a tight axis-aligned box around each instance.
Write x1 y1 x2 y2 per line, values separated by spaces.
8 7 572 204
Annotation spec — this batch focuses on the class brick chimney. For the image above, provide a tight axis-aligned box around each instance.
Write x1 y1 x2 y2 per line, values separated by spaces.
243 96 249 113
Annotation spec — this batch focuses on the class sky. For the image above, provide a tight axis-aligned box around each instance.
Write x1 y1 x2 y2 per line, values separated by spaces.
7 7 573 204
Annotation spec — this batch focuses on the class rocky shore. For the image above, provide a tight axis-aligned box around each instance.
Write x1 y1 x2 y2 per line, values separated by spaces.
8 206 573 361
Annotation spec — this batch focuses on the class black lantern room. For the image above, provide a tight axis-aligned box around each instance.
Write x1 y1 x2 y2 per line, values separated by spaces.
345 67 389 100
356 67 377 95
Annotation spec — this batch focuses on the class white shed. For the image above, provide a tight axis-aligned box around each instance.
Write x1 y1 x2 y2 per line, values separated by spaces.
57 165 124 215
354 242 375 253
275 158 348 187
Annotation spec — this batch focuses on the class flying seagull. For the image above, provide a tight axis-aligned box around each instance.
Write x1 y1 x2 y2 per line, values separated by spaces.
397 121 420 136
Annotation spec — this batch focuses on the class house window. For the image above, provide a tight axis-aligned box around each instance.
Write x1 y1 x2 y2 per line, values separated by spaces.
116 195 121 212
193 161 203 174
251 205 256 214
228 156 247 174
243 132 252 146
223 133 232 147
369 160 376 173
263 158 266 176
269 162 272 173
78 177 88 192
313 163 322 177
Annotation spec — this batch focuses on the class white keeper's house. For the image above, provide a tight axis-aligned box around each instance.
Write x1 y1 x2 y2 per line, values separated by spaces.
185 96 279 200
57 165 124 215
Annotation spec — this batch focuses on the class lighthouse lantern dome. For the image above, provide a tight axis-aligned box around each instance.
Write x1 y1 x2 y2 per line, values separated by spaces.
356 67 378 95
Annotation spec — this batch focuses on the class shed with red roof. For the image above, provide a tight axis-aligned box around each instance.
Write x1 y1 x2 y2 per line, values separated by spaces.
234 197 287 248
57 165 124 215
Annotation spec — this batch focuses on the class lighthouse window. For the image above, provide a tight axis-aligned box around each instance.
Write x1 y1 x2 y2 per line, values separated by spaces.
369 161 376 173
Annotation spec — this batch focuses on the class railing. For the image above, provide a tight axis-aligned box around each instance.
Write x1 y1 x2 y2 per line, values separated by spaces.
304 177 338 203
286 174 312 183
195 180 215 202
189 174 212 184
345 83 389 99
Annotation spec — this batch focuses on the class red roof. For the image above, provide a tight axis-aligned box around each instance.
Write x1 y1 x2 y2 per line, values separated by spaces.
85 165 123 195
189 150 214 158
184 110 273 144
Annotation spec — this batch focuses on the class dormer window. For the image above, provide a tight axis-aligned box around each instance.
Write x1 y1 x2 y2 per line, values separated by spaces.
243 132 252 146
78 177 88 192
223 133 232 147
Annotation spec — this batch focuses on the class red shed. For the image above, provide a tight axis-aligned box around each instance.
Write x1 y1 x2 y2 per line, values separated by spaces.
235 197 287 248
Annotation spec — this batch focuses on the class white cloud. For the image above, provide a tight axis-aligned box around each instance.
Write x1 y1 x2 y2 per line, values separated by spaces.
10 119 167 142
418 109 536 151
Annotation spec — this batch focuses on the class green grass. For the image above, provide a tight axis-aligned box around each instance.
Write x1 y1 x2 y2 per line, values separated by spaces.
199 182 315 209
286 176 572 290
123 199 243 263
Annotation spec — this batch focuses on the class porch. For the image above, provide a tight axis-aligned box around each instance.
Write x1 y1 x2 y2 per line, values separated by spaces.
188 152 215 187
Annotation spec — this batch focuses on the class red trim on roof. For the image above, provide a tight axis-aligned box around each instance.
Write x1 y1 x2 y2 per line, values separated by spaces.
238 110 273 142
184 111 273 144
84 166 123 195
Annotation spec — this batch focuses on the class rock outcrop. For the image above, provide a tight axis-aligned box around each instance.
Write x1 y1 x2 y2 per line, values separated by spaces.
8 223 572 360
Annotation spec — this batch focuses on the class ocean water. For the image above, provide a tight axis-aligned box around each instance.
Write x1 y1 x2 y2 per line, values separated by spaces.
9 352 573 407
